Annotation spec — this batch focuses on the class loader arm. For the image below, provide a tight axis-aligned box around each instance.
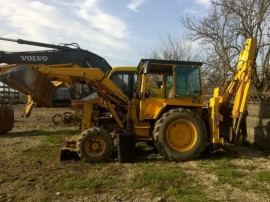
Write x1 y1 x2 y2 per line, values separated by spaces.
37 64 130 129
36 64 130 105
209 38 257 143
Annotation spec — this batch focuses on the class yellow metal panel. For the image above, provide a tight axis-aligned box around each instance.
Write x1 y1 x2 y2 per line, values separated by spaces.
134 122 151 137
208 88 224 144
140 98 206 120
81 101 93 132
108 66 137 78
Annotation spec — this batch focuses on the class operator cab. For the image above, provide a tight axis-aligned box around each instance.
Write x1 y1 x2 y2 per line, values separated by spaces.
137 59 203 103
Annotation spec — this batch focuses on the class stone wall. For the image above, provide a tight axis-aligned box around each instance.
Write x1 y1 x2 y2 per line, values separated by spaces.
246 103 270 146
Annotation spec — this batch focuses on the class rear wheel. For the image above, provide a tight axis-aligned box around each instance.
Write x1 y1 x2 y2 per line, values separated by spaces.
153 108 207 161
77 127 113 163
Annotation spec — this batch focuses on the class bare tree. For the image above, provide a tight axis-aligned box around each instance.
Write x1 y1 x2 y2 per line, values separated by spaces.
146 33 201 90
181 0 270 92
148 33 201 61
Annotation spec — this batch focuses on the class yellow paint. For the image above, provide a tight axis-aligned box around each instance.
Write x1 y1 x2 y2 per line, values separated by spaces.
81 101 93 132
134 122 151 137
22 95 34 117
209 38 257 143
84 136 106 157
140 98 205 120
166 119 198 151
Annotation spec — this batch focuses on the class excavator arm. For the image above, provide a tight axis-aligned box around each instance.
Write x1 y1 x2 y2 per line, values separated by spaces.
209 38 257 143
0 37 112 72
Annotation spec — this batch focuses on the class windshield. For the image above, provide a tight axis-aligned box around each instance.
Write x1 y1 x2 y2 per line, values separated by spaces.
175 66 201 97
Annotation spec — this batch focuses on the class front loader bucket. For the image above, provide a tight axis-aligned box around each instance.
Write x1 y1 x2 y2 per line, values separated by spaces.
0 104 14 135
0 66 56 107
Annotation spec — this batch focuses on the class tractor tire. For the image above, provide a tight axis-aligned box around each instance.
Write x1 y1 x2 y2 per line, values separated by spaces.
52 114 63 125
77 127 114 163
153 108 207 161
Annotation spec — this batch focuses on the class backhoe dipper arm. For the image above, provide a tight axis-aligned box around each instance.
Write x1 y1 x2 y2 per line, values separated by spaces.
209 38 257 143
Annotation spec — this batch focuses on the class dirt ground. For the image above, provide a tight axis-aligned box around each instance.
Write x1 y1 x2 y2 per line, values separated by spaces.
0 104 270 202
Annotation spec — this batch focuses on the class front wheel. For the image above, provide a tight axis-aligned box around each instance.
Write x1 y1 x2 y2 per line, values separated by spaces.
153 108 207 161
77 127 113 163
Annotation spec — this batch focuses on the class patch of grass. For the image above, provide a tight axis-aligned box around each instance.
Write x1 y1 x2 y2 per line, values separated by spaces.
256 171 270 183
213 158 244 184
64 178 104 190
57 176 118 195
22 129 78 160
131 163 211 201
207 158 270 197
17 177 38 188
38 196 53 202
45 133 63 145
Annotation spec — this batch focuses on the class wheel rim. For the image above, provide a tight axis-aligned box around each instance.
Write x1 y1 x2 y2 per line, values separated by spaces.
166 119 197 152
84 136 106 157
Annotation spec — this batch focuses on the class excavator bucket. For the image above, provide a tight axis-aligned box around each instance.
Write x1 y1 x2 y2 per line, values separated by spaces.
60 136 80 161
0 66 56 107
0 104 14 135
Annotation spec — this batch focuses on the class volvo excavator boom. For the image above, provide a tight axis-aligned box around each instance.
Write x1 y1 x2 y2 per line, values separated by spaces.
0 37 112 72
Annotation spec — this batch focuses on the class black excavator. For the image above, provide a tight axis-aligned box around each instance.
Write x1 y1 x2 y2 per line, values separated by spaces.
0 37 112 115
0 37 112 72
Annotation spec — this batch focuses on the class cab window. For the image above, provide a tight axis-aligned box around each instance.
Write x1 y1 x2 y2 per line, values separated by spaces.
110 71 137 98
175 66 201 97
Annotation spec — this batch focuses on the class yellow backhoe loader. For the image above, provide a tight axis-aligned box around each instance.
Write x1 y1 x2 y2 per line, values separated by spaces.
0 38 256 162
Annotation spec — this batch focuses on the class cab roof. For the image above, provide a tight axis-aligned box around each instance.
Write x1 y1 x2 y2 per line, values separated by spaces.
138 59 203 74
138 59 203 67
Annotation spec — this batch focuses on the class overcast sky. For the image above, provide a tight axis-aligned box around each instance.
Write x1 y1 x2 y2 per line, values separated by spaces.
0 0 210 67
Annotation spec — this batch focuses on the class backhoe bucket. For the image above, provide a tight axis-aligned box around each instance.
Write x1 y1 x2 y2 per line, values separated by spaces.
0 66 56 107
0 104 14 135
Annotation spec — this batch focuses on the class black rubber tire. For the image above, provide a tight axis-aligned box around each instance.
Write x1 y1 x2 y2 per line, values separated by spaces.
153 108 207 161
77 127 114 163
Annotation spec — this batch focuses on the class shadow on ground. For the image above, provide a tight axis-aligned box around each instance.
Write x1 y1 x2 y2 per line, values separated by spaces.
1 129 78 138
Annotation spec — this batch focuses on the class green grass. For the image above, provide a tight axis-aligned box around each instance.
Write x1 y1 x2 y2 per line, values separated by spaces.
204 158 270 197
213 158 244 184
17 179 36 188
22 129 78 160
131 163 212 201
63 178 104 190
256 171 270 183
56 175 118 196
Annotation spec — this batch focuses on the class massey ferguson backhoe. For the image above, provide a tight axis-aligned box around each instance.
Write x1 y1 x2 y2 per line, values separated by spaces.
0 38 256 162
